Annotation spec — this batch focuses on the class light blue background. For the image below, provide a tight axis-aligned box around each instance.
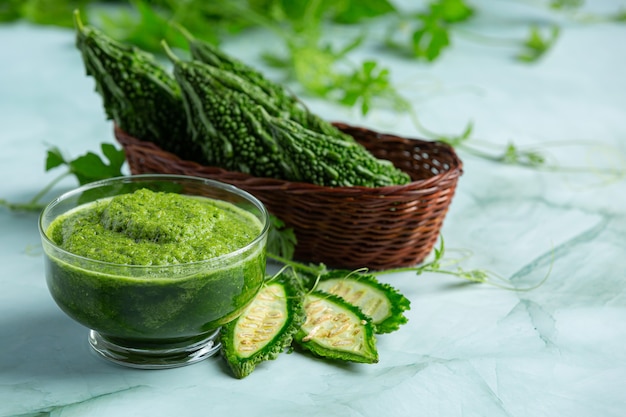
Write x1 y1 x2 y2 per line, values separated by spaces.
1 1 625 416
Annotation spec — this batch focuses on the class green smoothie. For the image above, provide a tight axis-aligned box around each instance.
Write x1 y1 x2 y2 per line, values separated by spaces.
43 188 266 344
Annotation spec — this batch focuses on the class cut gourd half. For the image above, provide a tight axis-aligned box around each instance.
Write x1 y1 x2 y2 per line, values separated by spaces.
221 278 305 378
295 291 378 364
315 270 410 334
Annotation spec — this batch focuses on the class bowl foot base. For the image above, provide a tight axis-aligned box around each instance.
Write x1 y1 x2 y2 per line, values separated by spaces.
88 329 221 369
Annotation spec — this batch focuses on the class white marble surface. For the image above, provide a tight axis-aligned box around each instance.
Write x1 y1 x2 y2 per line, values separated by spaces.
1 2 626 416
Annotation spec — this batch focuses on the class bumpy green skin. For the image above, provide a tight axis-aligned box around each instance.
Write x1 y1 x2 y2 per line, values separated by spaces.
294 291 378 364
171 53 410 187
220 274 305 379
187 38 354 141
316 270 411 334
258 110 411 187
172 59 291 177
73 12 198 161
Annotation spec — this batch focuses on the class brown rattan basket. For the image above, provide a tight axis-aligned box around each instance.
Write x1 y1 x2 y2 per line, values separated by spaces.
115 123 463 270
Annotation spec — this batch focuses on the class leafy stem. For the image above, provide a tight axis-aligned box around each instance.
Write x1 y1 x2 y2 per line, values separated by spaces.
0 171 72 212
266 222 550 292
1 143 125 213
375 237 553 292
452 24 561 63
407 110 548 168
407 110 626 178
267 252 328 279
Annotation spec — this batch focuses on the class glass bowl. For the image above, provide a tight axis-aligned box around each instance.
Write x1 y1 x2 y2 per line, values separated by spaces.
39 174 269 369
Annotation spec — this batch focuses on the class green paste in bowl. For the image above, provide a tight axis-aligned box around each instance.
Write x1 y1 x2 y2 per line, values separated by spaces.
42 187 267 344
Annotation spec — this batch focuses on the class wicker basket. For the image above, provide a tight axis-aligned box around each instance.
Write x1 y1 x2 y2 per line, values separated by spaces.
115 123 463 270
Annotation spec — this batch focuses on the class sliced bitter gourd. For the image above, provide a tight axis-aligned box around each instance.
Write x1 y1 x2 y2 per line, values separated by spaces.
315 270 411 334
220 277 305 378
294 291 378 364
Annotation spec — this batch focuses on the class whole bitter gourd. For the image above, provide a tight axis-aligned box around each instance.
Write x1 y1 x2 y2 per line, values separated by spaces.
184 34 353 141
256 107 411 187
73 11 198 161
166 48 291 178
166 43 410 187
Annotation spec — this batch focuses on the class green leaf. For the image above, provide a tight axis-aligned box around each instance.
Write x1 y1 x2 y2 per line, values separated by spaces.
609 8 626 22
336 60 409 116
45 147 67 171
278 0 311 22
516 24 560 63
411 14 451 61
437 121 474 147
267 215 298 260
431 0 474 23
20 0 89 28
270 0 327 34
98 0 188 53
67 144 126 185
289 42 340 95
69 153 111 184
0 0 22 22
334 32 366 58
101 143 126 172
331 0 396 24
549 0 583 10
500 142 546 167
385 0 473 62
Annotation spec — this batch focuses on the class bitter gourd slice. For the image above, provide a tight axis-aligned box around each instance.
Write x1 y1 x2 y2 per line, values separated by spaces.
294 291 378 364
220 276 305 379
315 270 411 334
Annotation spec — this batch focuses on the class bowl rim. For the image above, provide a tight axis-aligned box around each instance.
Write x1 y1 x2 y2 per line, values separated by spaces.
38 174 270 271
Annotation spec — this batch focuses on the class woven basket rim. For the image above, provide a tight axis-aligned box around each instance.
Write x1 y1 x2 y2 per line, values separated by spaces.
114 124 463 195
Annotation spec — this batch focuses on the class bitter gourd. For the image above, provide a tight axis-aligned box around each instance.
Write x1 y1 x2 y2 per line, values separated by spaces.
163 41 411 187
315 270 411 334
221 265 412 375
294 291 378 364
73 11 198 161
166 50 291 178
184 34 354 141
220 275 305 378
256 107 411 187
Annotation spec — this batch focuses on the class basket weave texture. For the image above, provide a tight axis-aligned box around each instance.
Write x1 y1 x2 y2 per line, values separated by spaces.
115 123 463 270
